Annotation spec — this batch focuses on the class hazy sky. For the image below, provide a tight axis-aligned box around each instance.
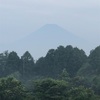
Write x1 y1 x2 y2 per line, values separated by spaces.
0 0 100 54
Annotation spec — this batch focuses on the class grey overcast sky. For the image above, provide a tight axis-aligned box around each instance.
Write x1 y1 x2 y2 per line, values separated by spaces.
0 0 100 47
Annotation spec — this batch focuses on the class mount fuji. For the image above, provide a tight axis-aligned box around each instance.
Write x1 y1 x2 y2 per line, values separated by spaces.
1 24 91 59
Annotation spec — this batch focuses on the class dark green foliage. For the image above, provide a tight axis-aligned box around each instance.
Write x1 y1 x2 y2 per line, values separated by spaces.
21 51 35 79
0 77 26 100
71 76 91 88
59 68 70 81
77 46 100 94
0 50 35 80
29 78 98 100
67 47 87 76
6 51 21 75
68 86 94 100
0 51 8 77
0 45 100 99
89 46 100 71
0 76 99 100
33 78 69 100
35 45 87 77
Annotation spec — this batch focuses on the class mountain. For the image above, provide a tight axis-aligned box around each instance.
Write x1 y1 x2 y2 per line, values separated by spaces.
1 24 91 59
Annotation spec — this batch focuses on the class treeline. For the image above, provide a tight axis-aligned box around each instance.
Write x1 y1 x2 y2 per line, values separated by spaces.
0 45 100 99
0 77 99 100
0 51 34 79
0 45 87 78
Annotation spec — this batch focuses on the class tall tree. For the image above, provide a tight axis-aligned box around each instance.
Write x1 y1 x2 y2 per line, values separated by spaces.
35 45 87 77
6 51 21 75
21 51 34 78
89 46 100 71
0 51 9 77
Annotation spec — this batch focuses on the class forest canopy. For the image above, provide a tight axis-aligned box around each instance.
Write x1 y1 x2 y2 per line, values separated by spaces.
0 45 100 99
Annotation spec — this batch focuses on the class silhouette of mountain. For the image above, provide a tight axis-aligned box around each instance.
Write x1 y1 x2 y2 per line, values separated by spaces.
1 24 92 59
23 24 83 47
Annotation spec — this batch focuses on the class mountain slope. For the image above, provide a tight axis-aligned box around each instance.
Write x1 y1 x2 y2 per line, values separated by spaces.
2 24 91 59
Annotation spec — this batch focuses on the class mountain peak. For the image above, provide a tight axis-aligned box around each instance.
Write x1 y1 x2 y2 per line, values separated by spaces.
6 24 90 59
35 24 68 34
42 24 64 29
43 24 60 27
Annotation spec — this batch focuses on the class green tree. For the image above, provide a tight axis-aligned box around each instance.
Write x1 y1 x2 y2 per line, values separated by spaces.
35 45 87 78
33 78 69 100
71 76 91 88
0 77 26 100
89 46 100 71
68 86 95 100
0 51 9 77
60 68 70 81
67 47 87 77
21 51 34 78
6 51 21 75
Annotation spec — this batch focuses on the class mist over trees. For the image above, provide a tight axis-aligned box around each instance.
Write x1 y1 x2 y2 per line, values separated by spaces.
0 45 100 99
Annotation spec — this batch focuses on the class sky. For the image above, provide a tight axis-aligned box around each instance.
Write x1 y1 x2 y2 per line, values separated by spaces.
0 0 100 57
